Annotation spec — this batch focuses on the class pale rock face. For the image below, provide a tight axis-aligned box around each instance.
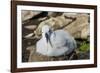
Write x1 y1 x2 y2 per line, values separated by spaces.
63 13 78 18
63 13 89 39
22 11 89 39
34 16 72 36
24 25 37 30
48 12 63 17
34 13 89 39
21 10 41 22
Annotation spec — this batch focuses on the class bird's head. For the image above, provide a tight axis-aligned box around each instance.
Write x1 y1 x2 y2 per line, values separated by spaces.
42 25 53 46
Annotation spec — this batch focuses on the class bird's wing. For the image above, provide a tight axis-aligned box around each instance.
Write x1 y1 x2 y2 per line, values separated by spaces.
51 30 76 50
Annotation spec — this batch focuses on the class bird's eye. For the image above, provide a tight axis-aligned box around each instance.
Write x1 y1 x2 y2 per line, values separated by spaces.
49 30 52 33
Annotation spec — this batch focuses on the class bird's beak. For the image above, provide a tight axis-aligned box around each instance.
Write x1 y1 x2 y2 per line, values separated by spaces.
45 33 53 47
45 33 50 43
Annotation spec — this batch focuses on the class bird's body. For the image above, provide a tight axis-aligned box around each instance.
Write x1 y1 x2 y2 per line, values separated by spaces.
36 25 76 57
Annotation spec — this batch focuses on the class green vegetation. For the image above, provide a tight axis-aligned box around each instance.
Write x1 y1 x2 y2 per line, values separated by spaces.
79 41 89 52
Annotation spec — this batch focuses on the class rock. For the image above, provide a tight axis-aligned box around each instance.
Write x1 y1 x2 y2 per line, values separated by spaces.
34 15 72 36
38 17 48 21
81 23 89 39
63 13 89 39
21 10 41 22
77 51 90 59
63 13 78 18
48 12 63 17
24 33 34 38
24 25 37 30
26 45 36 52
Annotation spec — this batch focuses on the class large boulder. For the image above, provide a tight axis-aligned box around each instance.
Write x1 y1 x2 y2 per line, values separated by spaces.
63 13 89 39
